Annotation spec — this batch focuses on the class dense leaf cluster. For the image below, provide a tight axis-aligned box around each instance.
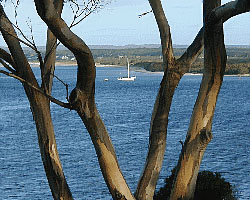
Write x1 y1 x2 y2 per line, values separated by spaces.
154 167 237 200
134 60 250 75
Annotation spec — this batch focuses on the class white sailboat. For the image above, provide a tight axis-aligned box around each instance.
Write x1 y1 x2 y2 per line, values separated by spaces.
117 58 136 81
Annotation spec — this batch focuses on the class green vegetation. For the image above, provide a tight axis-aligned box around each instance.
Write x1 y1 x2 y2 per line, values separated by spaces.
154 167 237 200
132 47 250 75
16 45 250 75
94 46 250 75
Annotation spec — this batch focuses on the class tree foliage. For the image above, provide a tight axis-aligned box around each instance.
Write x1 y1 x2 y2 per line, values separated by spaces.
154 167 236 200
0 0 249 200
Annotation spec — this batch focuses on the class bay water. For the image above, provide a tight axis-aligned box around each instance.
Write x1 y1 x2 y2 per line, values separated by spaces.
0 66 249 199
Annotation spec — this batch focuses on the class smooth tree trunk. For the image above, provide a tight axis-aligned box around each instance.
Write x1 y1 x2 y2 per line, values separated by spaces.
169 1 226 199
29 93 73 200
0 4 73 200
139 0 250 199
135 1 204 199
43 29 57 93
1 0 250 199
43 0 64 95
34 1 135 199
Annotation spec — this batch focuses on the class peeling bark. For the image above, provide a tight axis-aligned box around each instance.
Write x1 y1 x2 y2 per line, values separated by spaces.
34 1 135 199
29 93 73 200
69 85 135 200
1 0 250 199
135 1 204 199
43 0 64 95
0 4 73 200
136 0 250 199
169 1 227 199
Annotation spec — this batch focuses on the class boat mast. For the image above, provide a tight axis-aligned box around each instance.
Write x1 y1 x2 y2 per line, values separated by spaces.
127 58 130 78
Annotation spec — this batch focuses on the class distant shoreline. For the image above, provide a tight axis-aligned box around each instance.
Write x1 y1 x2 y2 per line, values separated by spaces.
27 62 250 77
29 62 116 68
184 73 250 77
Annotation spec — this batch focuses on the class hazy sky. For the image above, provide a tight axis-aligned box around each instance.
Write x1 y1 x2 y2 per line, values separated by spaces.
1 0 250 46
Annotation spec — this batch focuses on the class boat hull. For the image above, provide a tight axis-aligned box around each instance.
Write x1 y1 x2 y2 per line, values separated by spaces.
117 76 136 81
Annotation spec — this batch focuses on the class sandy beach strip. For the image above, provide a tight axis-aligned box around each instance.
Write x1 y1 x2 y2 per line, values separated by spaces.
29 62 116 68
27 62 250 77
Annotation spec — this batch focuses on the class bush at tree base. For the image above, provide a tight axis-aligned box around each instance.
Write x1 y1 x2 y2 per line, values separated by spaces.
154 167 237 200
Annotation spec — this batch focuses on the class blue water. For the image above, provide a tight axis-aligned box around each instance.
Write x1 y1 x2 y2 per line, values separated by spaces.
0 66 249 199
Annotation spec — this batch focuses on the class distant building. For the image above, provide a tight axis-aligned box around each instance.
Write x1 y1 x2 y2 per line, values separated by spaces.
62 56 68 60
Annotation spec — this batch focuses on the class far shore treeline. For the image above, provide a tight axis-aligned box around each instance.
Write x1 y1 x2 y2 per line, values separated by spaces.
2 45 249 75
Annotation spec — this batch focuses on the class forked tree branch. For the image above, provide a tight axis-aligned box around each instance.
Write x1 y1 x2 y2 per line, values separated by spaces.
34 1 135 199
170 0 227 198
69 0 101 28
135 0 250 199
177 0 250 71
0 4 72 199
0 4 37 84
0 58 16 73
0 47 16 70
177 27 204 70
35 0 95 93
149 0 174 67
213 0 250 23
0 3 74 199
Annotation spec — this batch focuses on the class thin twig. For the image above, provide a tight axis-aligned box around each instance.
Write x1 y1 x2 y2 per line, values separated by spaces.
10 1 35 49
26 17 37 47
8 1 44 72
0 69 71 109
0 48 17 69
44 39 58 64
69 0 107 28
1 28 37 51
139 10 152 18
51 72 70 101
0 59 16 73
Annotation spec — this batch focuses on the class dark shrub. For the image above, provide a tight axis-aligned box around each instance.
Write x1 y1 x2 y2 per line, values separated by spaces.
154 167 236 200
154 167 176 200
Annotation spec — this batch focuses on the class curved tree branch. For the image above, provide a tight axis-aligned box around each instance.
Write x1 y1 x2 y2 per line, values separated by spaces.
0 69 71 108
170 0 228 199
136 0 250 199
0 59 16 73
149 0 175 68
34 1 135 199
176 0 250 73
0 4 37 83
35 0 95 94
213 0 250 23
43 0 64 95
0 4 73 199
177 27 204 70
135 1 181 199
0 47 16 71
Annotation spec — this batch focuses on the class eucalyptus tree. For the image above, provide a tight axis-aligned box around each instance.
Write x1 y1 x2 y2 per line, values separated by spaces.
0 0 249 200
0 1 109 200
136 0 250 199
